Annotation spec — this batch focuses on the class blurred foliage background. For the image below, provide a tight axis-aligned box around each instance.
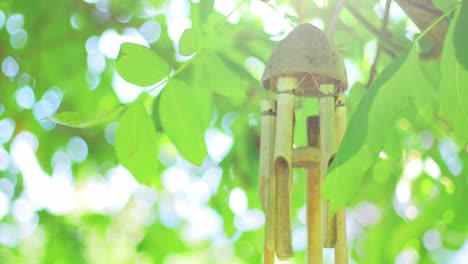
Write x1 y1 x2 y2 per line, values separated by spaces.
0 0 467 263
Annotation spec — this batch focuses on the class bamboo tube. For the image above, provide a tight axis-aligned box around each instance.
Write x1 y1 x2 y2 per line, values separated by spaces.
259 100 277 264
306 116 322 264
274 77 297 259
318 84 337 248
334 94 349 264
291 147 321 168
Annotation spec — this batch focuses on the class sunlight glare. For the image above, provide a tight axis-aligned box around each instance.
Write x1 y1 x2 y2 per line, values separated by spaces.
0 118 15 143
11 132 75 214
424 157 441 179
2 56 19 78
162 167 190 193
234 209 264 231
214 0 240 24
205 128 233 162
6 14 24 34
396 179 410 203
10 29 28 49
0 192 9 221
67 136 88 163
314 0 328 8
182 207 223 242
229 188 247 215
403 156 423 180
0 147 10 171
140 20 161 43
250 1 293 36
15 85 35 109
292 226 307 251
423 229 441 251
202 166 222 195
112 72 145 103
395 249 419 264
344 59 362 87
0 11 5 30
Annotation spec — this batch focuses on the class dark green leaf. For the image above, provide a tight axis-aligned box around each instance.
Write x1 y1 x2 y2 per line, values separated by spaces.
151 94 163 132
159 79 211 165
454 0 468 70
115 43 171 86
440 10 468 144
323 45 433 213
115 102 159 184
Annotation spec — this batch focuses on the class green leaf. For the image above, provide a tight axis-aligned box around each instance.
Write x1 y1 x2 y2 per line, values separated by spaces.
115 102 159 184
323 45 434 213
159 79 211 165
179 28 199 56
151 94 163 132
197 52 247 104
454 0 468 71
440 10 468 144
115 43 171 86
48 106 125 128
433 0 459 13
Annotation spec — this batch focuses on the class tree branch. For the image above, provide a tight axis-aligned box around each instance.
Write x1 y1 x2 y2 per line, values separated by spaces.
367 0 392 87
327 0 346 38
344 3 404 56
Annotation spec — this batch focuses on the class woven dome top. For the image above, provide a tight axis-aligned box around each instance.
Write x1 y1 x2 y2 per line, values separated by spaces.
262 24 347 97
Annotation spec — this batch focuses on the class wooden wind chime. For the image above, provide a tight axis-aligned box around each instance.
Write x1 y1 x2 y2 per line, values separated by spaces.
259 24 349 264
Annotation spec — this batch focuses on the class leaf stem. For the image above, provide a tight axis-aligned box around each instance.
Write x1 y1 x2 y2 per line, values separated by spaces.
414 3 460 43
146 56 195 94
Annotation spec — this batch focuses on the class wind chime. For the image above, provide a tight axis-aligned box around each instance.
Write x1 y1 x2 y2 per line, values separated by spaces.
259 24 349 263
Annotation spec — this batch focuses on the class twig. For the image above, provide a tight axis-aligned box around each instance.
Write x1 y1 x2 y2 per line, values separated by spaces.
344 3 403 55
327 0 347 38
367 0 392 87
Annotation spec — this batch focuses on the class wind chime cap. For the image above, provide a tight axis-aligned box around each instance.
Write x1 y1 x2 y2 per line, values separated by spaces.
262 23 348 97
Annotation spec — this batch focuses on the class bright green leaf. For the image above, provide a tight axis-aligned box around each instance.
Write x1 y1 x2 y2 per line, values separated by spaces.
147 0 166 8
433 0 459 13
440 11 468 144
159 79 211 165
179 28 199 56
454 0 468 70
115 102 159 184
115 42 171 86
323 45 434 213
48 106 125 128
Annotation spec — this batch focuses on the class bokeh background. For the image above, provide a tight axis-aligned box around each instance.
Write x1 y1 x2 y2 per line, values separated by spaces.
0 0 467 263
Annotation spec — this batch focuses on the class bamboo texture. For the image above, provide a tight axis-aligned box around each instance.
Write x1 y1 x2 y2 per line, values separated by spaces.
334 94 349 264
291 147 321 168
318 84 337 248
306 116 322 264
274 77 297 259
259 100 277 264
